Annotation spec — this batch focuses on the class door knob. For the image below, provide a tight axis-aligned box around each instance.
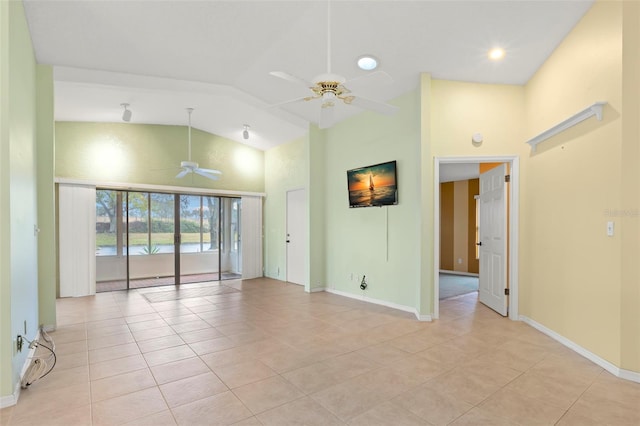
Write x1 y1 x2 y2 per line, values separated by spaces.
476 242 482 246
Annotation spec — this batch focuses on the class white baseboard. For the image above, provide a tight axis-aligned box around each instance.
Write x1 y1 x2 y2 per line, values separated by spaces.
41 324 56 333
0 387 18 409
415 313 433 321
324 288 432 322
309 287 325 293
439 270 479 277
520 315 640 384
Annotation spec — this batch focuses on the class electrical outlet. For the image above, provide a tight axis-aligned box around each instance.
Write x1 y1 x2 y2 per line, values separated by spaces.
360 275 368 290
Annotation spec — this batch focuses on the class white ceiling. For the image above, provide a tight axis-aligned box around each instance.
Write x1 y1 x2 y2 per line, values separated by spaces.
440 163 479 183
23 0 594 150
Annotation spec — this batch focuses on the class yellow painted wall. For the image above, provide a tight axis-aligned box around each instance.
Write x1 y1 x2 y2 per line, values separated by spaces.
620 0 640 373
523 0 623 366
426 1 638 373
429 79 528 300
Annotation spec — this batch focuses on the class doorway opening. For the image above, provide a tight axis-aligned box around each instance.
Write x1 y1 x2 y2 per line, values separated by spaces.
439 272 478 300
95 189 241 292
434 156 519 320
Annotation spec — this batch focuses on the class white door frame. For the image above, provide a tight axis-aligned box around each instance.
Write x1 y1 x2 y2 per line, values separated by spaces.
433 156 520 321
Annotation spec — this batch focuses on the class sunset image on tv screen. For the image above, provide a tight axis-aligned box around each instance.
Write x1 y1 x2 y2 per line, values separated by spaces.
347 161 397 208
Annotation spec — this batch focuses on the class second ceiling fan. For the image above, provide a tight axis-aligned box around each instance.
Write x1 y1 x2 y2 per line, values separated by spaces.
176 108 222 181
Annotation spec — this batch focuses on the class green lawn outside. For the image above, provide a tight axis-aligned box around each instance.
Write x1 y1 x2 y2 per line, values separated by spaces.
96 232 211 246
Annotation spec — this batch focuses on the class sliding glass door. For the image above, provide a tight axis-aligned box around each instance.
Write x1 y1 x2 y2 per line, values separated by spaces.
179 195 219 284
96 189 128 291
127 192 176 289
95 189 241 292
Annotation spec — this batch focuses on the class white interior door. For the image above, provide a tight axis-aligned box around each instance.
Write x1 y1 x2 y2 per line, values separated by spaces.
286 189 306 285
479 164 508 316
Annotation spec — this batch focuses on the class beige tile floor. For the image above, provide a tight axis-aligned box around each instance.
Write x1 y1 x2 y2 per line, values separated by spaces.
1 278 639 425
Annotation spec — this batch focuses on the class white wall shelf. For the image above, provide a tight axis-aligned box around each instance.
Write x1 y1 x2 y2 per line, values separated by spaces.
526 101 607 152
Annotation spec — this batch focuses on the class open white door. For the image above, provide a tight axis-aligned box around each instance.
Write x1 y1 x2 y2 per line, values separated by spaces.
286 189 306 285
478 164 508 316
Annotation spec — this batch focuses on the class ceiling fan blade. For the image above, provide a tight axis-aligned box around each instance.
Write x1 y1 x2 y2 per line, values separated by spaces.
269 71 313 88
151 166 181 172
344 71 394 93
176 169 189 179
194 169 220 180
196 167 222 175
268 96 309 108
319 104 335 129
348 96 399 116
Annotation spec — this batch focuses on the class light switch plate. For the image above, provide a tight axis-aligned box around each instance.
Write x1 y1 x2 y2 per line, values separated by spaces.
607 221 614 237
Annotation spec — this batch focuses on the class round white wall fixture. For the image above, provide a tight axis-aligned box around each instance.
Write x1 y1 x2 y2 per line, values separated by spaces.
472 133 483 144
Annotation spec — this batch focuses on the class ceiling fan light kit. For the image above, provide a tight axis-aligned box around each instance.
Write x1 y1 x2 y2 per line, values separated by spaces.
268 0 397 129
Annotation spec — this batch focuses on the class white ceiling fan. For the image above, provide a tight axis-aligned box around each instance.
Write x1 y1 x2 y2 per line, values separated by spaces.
269 0 398 129
176 108 222 181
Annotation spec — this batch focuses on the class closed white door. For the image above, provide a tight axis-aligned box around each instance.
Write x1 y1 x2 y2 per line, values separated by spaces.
478 164 508 316
286 189 306 285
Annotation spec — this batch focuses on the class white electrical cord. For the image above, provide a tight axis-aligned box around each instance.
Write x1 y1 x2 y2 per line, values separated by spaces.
20 327 57 389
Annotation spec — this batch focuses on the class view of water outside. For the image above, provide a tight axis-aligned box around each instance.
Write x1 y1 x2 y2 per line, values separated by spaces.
96 190 220 256
96 243 214 256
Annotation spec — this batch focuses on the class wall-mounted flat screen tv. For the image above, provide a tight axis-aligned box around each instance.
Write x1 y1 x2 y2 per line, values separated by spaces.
347 160 398 208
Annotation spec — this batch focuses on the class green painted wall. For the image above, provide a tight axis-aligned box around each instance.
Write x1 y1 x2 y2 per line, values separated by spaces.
1 0 41 402
36 65 56 329
264 136 306 280
322 91 422 308
307 125 327 292
418 73 433 317
263 91 423 310
55 122 265 193
0 0 12 400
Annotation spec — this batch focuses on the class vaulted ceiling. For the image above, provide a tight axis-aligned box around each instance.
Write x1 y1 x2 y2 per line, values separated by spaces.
23 0 594 150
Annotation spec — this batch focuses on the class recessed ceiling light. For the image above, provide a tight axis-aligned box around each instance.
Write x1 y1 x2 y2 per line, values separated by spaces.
357 55 378 71
488 47 506 61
